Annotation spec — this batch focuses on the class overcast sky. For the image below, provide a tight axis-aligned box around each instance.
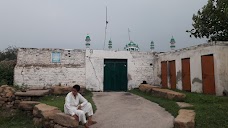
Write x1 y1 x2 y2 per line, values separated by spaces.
0 0 208 52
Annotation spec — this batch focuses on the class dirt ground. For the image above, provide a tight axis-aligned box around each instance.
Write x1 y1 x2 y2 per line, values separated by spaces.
91 92 174 128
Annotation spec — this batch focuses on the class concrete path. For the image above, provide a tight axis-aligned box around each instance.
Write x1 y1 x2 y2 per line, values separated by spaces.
91 92 174 128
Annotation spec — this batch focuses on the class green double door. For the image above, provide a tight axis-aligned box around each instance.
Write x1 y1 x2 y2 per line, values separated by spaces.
104 59 128 91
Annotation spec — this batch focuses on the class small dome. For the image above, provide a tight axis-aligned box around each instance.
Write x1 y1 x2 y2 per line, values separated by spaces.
85 35 91 42
124 41 139 51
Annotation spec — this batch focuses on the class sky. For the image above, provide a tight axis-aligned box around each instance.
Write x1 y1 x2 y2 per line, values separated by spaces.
0 0 208 52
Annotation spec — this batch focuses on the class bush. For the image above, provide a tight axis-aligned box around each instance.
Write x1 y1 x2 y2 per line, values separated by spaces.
0 60 16 85
0 46 17 86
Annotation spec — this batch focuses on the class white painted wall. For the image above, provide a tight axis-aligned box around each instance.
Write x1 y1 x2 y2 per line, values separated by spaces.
15 48 155 91
155 42 228 95
14 48 86 89
85 50 154 91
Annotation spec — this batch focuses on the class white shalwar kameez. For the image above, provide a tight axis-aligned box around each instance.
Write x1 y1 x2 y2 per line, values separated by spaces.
64 92 93 124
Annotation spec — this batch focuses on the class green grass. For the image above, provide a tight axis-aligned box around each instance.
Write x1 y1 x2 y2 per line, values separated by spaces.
0 109 34 128
183 91 228 128
130 89 228 128
39 90 97 112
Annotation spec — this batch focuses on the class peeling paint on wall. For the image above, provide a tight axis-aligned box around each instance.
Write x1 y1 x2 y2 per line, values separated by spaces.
176 70 182 82
192 77 202 84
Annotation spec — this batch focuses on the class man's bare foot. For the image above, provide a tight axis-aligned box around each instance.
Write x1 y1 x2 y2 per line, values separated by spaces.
88 121 97 126
84 122 89 128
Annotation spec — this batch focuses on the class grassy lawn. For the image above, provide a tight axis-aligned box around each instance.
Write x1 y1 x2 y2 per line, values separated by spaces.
0 90 96 128
0 109 34 128
130 89 228 128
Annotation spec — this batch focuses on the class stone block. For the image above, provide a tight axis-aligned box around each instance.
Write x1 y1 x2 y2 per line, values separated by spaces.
53 113 78 128
174 109 195 128
139 84 160 93
5 104 13 108
5 92 14 98
51 86 71 95
19 101 41 111
0 101 5 104
33 104 61 120
0 87 3 93
54 124 65 128
33 117 43 127
15 100 21 104
151 88 186 101
176 102 194 108
0 97 8 101
15 90 50 97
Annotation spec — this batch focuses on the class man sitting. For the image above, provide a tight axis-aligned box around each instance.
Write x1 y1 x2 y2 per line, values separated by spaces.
64 85 97 128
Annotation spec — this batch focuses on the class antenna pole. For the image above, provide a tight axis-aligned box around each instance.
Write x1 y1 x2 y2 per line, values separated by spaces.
128 28 131 41
103 6 108 50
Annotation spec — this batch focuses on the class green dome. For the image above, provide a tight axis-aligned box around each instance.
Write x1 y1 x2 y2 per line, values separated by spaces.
85 35 91 42
170 36 176 44
127 41 138 47
124 41 140 51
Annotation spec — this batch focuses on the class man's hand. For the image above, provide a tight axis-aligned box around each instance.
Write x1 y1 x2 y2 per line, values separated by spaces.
77 104 82 110
73 115 79 121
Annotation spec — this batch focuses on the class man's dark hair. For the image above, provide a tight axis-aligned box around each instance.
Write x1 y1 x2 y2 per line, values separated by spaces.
73 85 80 91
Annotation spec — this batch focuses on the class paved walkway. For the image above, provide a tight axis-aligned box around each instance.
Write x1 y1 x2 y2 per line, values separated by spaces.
91 92 174 128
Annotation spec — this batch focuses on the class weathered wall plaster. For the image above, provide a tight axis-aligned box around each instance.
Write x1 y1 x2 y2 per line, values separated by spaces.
155 42 228 95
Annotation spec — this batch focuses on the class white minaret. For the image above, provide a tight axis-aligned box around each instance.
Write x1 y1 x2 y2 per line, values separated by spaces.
85 34 91 49
150 41 155 52
170 36 176 50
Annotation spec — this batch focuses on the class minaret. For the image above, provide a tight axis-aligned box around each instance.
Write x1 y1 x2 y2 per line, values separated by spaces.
170 36 176 50
150 41 155 52
85 34 91 49
108 39 112 50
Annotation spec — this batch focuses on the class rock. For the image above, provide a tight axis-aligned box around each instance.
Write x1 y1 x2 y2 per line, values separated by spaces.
5 104 13 108
33 104 61 120
0 87 3 93
15 90 50 97
79 86 86 95
19 101 41 111
0 97 8 101
174 109 195 128
54 124 65 128
51 86 71 95
5 92 14 98
176 102 194 108
139 84 160 93
14 100 20 104
151 88 186 101
0 101 5 104
1 85 9 88
53 113 79 128
33 117 43 127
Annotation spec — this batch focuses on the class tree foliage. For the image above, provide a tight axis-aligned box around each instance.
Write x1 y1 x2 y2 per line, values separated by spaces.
0 46 17 85
187 0 228 41
0 46 18 61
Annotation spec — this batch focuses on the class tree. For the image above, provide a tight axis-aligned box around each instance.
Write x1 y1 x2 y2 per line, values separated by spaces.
187 0 228 41
0 46 17 85
0 46 18 61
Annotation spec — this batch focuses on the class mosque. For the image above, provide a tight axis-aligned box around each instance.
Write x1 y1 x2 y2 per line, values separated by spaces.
13 34 228 96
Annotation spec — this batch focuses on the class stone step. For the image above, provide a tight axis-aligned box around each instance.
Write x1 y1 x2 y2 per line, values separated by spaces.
176 102 194 108
151 88 186 101
53 113 79 128
19 101 41 111
174 109 195 128
33 103 61 120
139 84 160 92
15 90 50 97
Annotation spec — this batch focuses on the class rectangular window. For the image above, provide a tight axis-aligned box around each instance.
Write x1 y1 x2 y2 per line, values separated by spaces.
52 52 61 63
